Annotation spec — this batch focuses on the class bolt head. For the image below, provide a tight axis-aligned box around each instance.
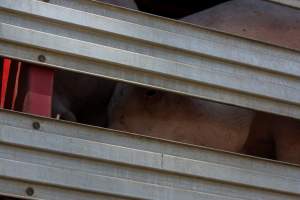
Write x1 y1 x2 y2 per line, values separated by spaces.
32 122 40 130
38 55 46 62
26 187 34 196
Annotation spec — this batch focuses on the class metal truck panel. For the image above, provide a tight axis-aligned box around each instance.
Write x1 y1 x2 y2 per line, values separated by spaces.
0 1 300 198
0 0 300 119
267 0 300 9
0 110 299 199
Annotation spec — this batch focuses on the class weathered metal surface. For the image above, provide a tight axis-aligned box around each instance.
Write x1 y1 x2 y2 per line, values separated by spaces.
1 1 300 199
0 0 300 119
0 109 299 199
267 0 300 9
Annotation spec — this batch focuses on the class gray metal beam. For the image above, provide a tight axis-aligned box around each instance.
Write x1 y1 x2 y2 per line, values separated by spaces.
0 178 130 200
0 0 300 119
0 110 299 200
267 0 300 9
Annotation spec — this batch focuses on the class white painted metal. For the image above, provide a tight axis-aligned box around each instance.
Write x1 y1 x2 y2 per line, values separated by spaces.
0 110 299 200
267 0 300 9
1 1 300 199
0 0 300 119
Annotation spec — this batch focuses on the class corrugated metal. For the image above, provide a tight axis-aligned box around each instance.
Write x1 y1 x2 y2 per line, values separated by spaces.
0 0 300 119
0 110 299 199
267 0 300 9
0 1 300 199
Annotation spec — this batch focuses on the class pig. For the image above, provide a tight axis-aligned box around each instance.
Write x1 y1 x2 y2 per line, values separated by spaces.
52 0 138 126
53 0 300 163
52 70 116 127
181 0 300 50
242 112 276 160
108 83 255 152
181 0 300 164
244 112 300 165
273 116 300 165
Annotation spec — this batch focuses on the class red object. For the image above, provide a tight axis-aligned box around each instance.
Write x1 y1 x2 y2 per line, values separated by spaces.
1 58 54 117
22 65 54 117
4 60 20 109
1 59 23 110
11 62 21 110
1 58 11 108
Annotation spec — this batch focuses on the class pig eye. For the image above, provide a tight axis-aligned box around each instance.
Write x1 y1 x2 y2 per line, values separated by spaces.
146 90 157 97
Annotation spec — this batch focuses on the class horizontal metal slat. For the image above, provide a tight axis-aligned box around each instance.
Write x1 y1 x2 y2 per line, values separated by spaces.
2 110 299 180
0 0 300 119
0 125 162 169
0 143 296 200
1 124 300 195
1 23 299 105
0 1 299 199
2 158 216 200
2 0 300 77
267 0 300 9
0 110 299 200
0 177 132 200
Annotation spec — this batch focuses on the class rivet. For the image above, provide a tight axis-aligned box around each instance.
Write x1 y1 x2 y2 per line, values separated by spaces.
38 54 46 62
26 187 34 196
32 122 40 130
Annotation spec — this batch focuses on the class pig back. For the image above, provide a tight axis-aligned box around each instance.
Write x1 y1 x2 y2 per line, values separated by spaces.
108 83 254 152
